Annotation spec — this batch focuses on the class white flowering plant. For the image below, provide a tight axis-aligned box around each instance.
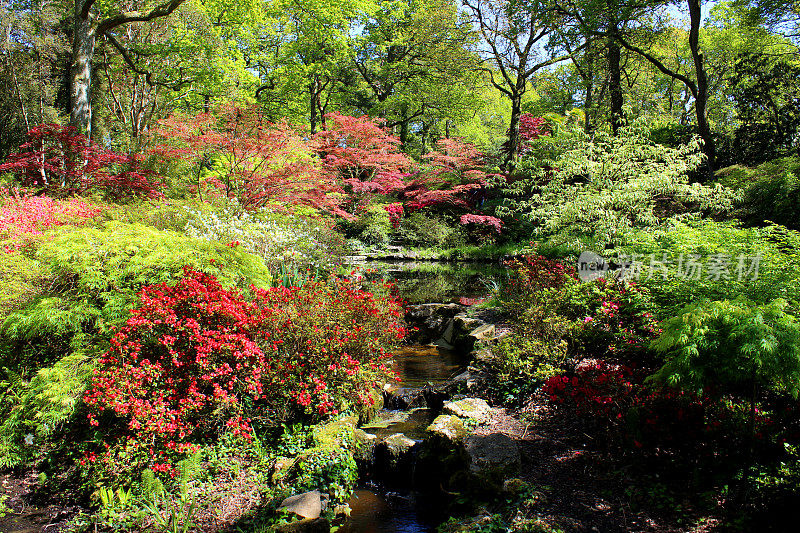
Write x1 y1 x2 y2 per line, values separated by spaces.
184 203 347 275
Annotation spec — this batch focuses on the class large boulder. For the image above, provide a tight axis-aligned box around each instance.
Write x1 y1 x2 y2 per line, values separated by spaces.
465 433 521 483
443 398 492 423
277 490 324 519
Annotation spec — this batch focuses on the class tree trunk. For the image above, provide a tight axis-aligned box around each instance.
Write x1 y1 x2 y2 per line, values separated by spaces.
505 83 524 169
420 121 430 155
584 45 595 134
399 104 409 152
687 0 716 170
608 19 624 135
309 79 319 135
70 0 95 137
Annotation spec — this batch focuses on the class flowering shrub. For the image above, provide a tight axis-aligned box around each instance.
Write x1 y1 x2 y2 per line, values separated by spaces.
184 204 346 273
84 269 404 477
0 194 103 251
459 213 502 234
574 277 660 361
384 203 404 229
500 254 577 315
0 124 162 200
543 362 714 448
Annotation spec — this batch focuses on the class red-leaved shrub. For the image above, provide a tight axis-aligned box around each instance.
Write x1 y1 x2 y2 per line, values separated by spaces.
84 269 404 476
0 124 162 200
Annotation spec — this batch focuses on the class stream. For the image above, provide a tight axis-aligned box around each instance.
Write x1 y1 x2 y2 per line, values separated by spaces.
337 260 505 532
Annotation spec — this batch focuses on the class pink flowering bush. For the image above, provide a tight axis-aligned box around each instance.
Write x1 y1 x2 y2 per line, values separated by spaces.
459 213 502 234
0 194 103 251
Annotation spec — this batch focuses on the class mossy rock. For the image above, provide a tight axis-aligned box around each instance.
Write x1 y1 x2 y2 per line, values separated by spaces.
357 388 384 424
427 414 468 442
313 415 359 450
443 398 492 422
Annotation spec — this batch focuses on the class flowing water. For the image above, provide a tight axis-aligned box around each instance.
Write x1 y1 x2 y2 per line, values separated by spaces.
338 260 499 531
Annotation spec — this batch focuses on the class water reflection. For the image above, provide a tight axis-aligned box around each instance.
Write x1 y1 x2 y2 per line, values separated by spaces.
391 345 466 389
338 489 435 533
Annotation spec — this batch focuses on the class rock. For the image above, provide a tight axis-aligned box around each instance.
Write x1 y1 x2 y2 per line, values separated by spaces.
384 433 417 455
469 324 496 343
277 490 323 519
443 398 492 422
271 456 296 484
378 433 418 469
454 314 484 333
432 338 456 350
427 415 468 442
465 433 521 482
441 321 456 345
405 303 465 343
353 428 378 463
472 348 495 363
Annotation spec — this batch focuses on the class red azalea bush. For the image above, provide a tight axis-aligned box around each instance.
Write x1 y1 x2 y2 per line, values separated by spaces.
543 362 718 449
0 124 162 200
0 194 103 251
574 277 661 361
500 254 577 315
84 268 404 476
384 202 404 229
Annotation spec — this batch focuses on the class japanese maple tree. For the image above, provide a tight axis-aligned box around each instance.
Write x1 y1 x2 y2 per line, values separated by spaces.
0 124 162 200
152 105 345 215
312 113 413 200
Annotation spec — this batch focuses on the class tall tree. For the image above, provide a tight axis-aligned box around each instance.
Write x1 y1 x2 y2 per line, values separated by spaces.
69 0 189 137
463 0 576 167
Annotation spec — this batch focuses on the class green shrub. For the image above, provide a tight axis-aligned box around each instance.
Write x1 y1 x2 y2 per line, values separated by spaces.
617 220 800 316
498 119 734 251
739 157 800 230
346 203 393 246
0 251 46 320
398 212 465 248
650 298 800 400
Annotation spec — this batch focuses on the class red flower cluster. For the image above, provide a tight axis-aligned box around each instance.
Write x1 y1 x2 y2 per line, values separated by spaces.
501 254 577 305
543 362 737 449
84 268 405 472
0 193 103 251
384 203 404 229
576 277 661 360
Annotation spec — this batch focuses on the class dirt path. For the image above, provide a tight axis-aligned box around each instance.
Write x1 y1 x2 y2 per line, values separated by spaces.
0 473 76 533
475 396 722 533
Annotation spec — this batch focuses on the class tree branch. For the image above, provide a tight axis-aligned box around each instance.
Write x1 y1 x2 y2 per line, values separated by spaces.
97 0 189 36
615 35 698 98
